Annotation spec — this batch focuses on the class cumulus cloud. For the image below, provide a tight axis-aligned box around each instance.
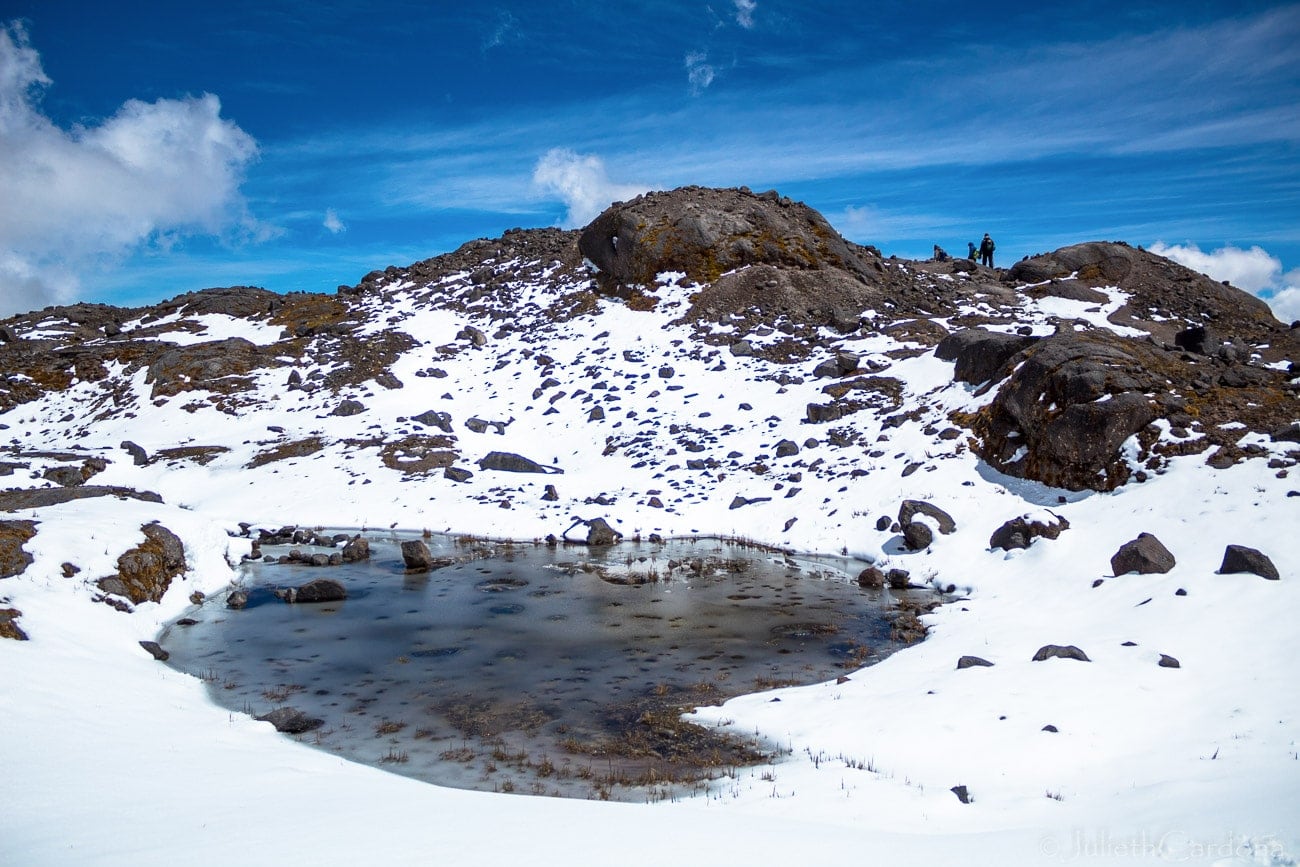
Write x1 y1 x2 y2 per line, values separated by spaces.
1149 241 1300 324
685 51 716 95
733 0 758 29
531 148 649 228
0 22 262 317
323 209 346 234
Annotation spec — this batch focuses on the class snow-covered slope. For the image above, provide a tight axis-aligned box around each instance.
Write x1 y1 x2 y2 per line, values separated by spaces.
2 187 1297 865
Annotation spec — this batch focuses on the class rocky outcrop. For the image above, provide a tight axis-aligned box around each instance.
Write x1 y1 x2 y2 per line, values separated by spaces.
146 337 275 398
579 186 877 290
961 332 1164 491
98 523 187 605
936 328 1039 386
0 520 37 579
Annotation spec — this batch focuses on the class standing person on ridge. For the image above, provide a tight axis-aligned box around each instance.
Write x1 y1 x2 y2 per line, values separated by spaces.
979 233 996 268
967 241 977 261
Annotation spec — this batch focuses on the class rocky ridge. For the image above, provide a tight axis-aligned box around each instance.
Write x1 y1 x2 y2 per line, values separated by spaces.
1 185 1297 628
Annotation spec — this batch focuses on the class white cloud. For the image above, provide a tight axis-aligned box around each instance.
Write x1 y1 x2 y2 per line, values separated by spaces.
684 51 715 95
0 21 262 317
733 0 757 29
1149 241 1300 323
1266 286 1300 324
531 148 649 228
323 209 346 234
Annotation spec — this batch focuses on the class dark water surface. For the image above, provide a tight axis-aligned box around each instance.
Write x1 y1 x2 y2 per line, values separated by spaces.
163 533 908 800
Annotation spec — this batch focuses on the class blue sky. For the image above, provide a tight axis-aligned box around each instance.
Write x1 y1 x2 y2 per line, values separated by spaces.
1 1 1299 319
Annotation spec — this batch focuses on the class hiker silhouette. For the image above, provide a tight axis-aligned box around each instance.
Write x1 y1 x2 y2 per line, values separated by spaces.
979 234 996 267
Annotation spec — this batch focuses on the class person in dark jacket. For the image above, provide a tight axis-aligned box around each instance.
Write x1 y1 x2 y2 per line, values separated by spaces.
979 234 996 267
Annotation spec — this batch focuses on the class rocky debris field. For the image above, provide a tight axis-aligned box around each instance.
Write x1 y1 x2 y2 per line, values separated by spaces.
1 186 1298 860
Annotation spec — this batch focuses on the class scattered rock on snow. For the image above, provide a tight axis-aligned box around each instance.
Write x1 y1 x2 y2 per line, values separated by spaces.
898 500 956 535
1032 644 1091 662
476 451 560 474
1110 533 1176 575
989 512 1070 551
957 656 994 669
1217 544 1279 580
1158 654 1181 668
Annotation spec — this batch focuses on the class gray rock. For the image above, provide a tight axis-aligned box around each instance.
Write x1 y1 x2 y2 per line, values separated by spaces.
585 518 621 546
476 451 559 474
120 440 149 466
898 500 957 535
138 640 169 661
443 466 474 482
857 567 885 588
951 785 971 804
226 589 249 609
1032 644 1091 662
542 484 559 502
1272 422 1300 443
935 328 1038 386
886 568 910 589
875 515 892 532
401 540 436 571
1111 533 1176 575
340 535 370 563
774 439 800 458
1218 545 1279 580
903 521 934 551
1158 654 1181 668
411 410 454 433
332 399 366 416
956 655 994 669
729 340 754 357
277 578 347 603
989 512 1070 551
256 707 324 734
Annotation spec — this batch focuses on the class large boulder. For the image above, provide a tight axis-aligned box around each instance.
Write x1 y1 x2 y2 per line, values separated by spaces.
1110 533 1176 575
962 332 1162 491
97 523 187 605
578 186 876 290
935 328 1039 386
401 540 436 572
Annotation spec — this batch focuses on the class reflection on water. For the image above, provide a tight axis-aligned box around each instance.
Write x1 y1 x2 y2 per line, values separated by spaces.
163 533 909 800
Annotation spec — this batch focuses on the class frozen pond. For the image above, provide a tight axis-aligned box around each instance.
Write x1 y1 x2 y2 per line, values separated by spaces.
162 532 915 800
